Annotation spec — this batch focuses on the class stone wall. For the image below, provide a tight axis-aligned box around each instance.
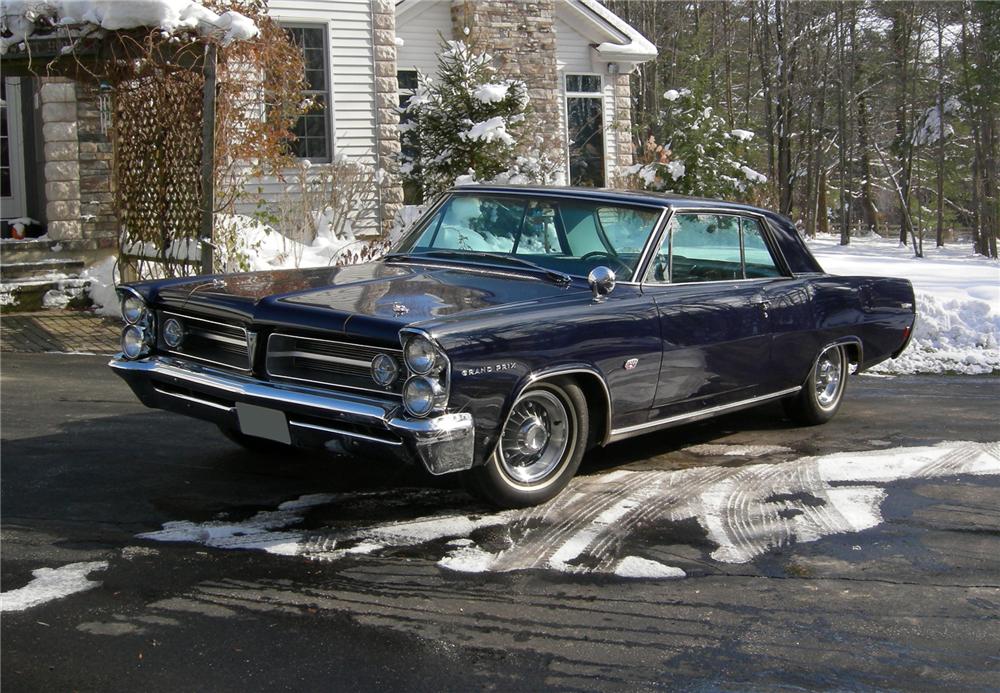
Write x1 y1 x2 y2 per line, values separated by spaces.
612 71 634 174
39 78 80 240
373 0 403 235
75 82 117 243
37 77 118 245
450 0 564 159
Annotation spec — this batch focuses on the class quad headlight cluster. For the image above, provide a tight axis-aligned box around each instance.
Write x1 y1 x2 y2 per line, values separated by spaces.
117 288 154 360
396 332 450 418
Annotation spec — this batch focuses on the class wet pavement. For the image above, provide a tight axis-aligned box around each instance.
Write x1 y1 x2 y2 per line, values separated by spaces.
1 353 998 691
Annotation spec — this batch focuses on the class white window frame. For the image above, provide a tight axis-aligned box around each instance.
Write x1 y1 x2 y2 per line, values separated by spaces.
1 77 27 221
563 73 607 187
283 22 333 163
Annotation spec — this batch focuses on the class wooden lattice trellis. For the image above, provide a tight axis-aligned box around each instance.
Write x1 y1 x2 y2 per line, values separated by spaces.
114 43 207 280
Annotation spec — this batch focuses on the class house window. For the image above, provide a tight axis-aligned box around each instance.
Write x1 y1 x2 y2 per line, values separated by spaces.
565 74 605 187
286 25 330 161
398 69 422 204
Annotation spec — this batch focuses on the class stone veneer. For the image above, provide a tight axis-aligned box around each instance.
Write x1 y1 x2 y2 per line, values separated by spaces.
612 72 634 172
450 0 564 160
37 77 117 244
373 0 404 236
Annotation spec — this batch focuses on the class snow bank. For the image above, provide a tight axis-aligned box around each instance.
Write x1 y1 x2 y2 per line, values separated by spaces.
82 255 119 317
809 235 1000 375
217 214 357 272
1 0 258 54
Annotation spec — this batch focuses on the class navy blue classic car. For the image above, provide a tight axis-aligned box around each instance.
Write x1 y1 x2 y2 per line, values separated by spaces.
111 186 915 507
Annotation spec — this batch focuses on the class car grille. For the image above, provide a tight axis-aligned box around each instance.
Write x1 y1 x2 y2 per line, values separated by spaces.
159 311 251 371
265 333 404 397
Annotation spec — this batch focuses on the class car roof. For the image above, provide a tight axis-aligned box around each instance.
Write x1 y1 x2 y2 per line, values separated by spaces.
451 184 772 215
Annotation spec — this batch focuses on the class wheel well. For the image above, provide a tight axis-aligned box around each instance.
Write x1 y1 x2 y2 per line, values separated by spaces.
562 373 610 448
840 340 862 367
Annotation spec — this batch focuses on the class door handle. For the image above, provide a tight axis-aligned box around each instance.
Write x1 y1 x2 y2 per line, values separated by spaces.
751 296 770 318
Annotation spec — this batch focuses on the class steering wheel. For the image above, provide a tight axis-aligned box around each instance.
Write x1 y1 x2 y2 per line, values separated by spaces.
579 251 632 278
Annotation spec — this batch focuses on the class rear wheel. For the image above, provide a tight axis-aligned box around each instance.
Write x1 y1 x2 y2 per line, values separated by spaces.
465 379 588 508
783 344 849 425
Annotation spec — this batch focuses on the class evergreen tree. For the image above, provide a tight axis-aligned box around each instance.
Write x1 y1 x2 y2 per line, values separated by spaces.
400 40 533 197
627 88 766 199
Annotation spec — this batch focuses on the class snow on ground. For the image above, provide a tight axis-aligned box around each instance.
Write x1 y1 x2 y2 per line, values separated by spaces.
136 441 999 579
809 235 1000 374
1 561 108 612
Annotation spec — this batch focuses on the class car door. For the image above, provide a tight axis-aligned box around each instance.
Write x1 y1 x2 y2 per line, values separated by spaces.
642 211 778 418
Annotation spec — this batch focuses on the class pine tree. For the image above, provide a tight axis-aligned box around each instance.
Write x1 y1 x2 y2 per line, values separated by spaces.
626 88 766 199
400 40 533 197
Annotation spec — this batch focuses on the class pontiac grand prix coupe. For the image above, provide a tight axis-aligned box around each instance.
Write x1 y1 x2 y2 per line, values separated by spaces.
111 186 915 507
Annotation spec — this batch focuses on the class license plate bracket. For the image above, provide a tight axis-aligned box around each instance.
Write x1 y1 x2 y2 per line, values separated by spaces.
236 403 291 445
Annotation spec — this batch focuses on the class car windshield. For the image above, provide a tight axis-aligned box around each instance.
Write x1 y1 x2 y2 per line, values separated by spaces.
391 193 663 281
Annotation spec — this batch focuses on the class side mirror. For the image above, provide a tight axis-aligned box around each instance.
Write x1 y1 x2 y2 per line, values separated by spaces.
588 266 616 302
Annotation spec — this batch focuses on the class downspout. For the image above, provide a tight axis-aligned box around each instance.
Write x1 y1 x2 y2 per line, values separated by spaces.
370 0 384 235
608 61 619 186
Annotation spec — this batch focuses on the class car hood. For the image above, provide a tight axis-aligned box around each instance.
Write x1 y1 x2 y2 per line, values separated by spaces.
150 260 585 342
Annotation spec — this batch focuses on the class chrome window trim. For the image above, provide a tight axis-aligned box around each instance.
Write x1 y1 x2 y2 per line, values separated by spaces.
607 386 802 443
640 207 793 287
393 191 669 284
160 311 251 371
265 332 403 399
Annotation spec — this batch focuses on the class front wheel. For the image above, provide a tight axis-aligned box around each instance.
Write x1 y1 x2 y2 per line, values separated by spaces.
464 379 588 508
783 344 849 425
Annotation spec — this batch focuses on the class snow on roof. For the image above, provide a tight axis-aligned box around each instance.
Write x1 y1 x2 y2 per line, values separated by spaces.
576 0 657 63
0 0 259 55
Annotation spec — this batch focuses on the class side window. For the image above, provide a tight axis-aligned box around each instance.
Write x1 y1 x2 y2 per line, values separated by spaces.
741 218 781 277
670 214 742 283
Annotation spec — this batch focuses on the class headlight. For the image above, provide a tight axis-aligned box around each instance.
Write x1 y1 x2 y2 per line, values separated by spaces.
163 317 184 348
121 325 151 359
121 293 147 325
403 376 445 417
371 353 399 386
404 336 440 375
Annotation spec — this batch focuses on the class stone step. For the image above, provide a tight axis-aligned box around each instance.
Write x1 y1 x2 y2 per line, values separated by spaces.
0 276 92 313
0 237 115 264
0 258 86 281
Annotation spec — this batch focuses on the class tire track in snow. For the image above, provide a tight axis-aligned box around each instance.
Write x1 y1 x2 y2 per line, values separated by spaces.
137 441 1000 577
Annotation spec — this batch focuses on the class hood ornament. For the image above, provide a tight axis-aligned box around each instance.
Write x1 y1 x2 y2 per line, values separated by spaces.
392 302 409 316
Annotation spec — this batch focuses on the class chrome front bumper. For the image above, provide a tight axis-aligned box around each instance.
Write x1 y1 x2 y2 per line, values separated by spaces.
109 355 475 475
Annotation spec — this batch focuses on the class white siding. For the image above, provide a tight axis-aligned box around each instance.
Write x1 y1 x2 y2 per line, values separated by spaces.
396 1 452 78
239 0 378 216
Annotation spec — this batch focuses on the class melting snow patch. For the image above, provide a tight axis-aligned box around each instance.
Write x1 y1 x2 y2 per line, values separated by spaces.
1 561 108 612
685 443 794 457
137 441 1000 578
614 557 686 579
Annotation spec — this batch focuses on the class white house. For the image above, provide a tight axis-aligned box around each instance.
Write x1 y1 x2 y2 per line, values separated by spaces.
0 1 653 308
395 0 656 188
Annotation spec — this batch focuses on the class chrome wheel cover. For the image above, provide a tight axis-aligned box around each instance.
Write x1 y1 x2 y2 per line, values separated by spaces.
814 346 844 409
498 390 572 485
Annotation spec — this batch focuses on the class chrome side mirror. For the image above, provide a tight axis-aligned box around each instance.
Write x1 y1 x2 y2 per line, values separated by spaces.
588 266 616 302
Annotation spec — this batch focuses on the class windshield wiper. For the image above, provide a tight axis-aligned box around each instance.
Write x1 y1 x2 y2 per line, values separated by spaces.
385 250 573 286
